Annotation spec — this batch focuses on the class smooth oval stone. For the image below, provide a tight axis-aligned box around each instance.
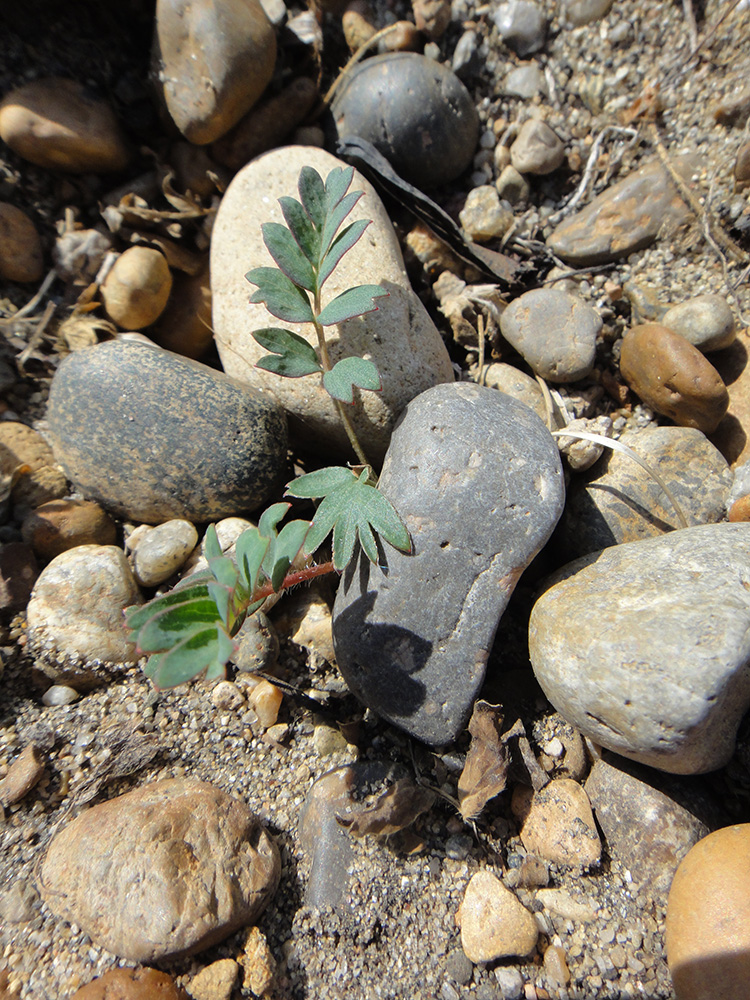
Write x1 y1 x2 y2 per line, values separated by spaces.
0 203 43 283
510 120 565 175
40 778 280 962
46 338 287 524
211 146 453 464
529 523 750 774
492 1 546 56
666 825 750 1000
0 78 130 173
500 288 600 383
554 425 732 562
504 64 548 99
153 0 277 145
332 381 564 746
27 545 141 667
547 155 699 266
101 247 173 330
469 362 547 423
331 53 479 188
620 323 729 434
132 519 199 587
561 0 613 25
662 294 736 353
21 499 117 560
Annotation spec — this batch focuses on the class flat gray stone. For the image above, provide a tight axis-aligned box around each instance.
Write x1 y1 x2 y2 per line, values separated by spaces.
554 425 733 562
499 287 600 383
585 759 709 898
47 338 287 524
547 155 700 266
530 523 750 774
332 381 564 746
662 294 736 353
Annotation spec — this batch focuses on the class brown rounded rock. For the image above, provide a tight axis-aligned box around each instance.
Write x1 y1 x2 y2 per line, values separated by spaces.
40 778 281 962
0 203 43 283
729 495 750 521
102 248 173 330
151 262 212 359
70 966 189 999
620 323 729 434
512 778 601 867
21 499 117 560
153 0 277 145
0 78 130 174
666 824 750 1000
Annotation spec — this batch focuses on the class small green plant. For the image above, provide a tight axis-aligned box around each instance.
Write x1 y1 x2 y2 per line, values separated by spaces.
125 165 411 689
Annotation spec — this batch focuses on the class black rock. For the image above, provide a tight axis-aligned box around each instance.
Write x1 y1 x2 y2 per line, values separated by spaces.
47 338 288 524
332 381 565 746
331 52 479 188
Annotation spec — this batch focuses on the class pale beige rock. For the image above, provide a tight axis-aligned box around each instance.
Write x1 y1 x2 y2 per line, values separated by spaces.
470 362 547 422
102 248 173 330
457 870 538 962
274 588 335 663
459 186 514 243
132 518 199 587
247 679 283 728
211 146 454 462
512 778 601 867
666 825 750 1000
662 294 736 353
26 545 142 665
510 120 565 175
0 203 43 283
40 779 281 962
154 0 277 145
0 745 44 806
535 887 597 922
187 959 239 1000
0 78 130 173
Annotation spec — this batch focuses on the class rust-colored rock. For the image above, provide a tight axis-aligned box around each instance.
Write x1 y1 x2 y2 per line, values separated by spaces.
152 262 212 360
0 204 43 283
666 825 750 1000
21 498 117 560
729 495 750 521
511 778 601 868
211 77 318 172
620 323 729 434
70 967 189 1000
0 78 130 173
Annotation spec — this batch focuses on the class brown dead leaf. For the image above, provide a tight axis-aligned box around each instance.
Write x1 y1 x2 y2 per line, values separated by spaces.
129 232 205 275
458 700 510 821
336 777 436 838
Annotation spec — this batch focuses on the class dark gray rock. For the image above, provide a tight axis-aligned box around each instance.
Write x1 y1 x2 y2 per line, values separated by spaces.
585 759 709 898
530 522 750 774
331 53 479 188
46 338 288 524
554 425 733 563
499 287 600 383
332 381 564 746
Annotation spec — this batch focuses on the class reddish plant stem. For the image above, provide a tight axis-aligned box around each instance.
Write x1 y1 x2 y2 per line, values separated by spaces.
250 560 337 603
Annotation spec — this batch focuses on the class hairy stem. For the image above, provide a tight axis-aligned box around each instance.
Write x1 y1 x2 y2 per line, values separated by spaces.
312 292 372 469
251 559 337 602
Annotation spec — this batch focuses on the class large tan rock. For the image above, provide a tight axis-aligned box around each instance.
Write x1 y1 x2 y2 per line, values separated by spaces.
666 825 750 1000
0 78 130 173
153 0 277 145
40 779 280 962
211 146 454 463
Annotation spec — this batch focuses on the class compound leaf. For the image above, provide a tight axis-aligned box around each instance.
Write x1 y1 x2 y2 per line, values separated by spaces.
320 191 362 260
324 164 355 212
246 267 314 324
285 466 357 499
235 527 270 596
136 597 223 653
323 357 381 403
124 581 211 632
278 195 320 264
316 285 388 326
262 222 316 291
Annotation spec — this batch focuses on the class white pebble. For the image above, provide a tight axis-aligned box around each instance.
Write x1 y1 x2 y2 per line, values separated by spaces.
42 685 79 706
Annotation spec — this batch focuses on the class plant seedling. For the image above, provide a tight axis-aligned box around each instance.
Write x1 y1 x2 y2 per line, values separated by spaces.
125 164 412 689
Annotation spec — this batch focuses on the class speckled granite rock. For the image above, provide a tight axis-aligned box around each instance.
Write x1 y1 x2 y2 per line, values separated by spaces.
46 338 287 524
333 381 564 746
554 425 733 562
547 155 699 265
40 779 280 962
530 523 750 774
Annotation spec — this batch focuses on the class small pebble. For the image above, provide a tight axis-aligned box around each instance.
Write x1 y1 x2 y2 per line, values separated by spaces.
0 203 43 283
412 0 451 40
42 684 79 707
492 0 546 56
510 120 565 175
246 679 283 728
459 186 514 242
239 926 277 996
561 0 613 26
102 248 173 330
661 294 736 353
188 959 239 1000
132 519 198 587
0 745 45 806
496 164 530 204
729 495 750 521
494 967 525 1000
457 870 538 962
504 63 548 99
